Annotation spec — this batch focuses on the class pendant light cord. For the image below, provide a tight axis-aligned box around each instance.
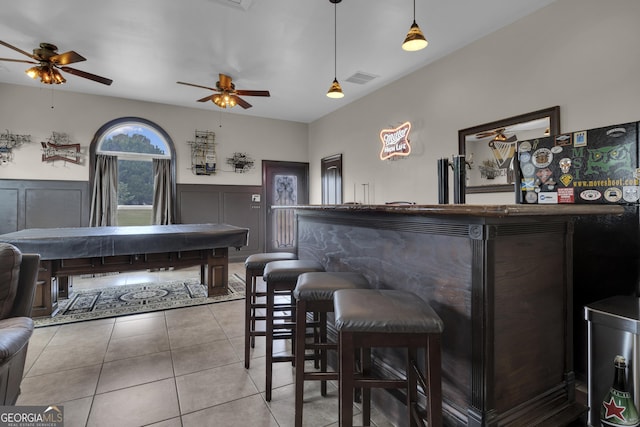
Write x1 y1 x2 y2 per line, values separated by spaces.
333 1 337 79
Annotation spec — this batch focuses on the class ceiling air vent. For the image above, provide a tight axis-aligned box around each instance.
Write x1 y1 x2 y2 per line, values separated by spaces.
345 71 378 85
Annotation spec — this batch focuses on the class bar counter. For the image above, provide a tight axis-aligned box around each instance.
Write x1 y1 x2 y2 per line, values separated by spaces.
289 204 623 426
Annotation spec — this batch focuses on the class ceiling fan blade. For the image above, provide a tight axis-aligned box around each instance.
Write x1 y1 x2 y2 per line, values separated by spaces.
233 95 252 109
51 50 86 65
0 57 37 64
197 94 215 103
60 66 113 85
0 40 37 60
236 90 270 97
177 81 218 92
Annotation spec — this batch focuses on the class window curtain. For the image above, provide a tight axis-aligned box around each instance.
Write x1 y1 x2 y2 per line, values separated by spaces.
89 154 118 226
152 158 174 225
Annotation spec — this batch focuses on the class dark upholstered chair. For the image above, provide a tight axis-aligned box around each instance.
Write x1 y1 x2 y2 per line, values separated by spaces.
0 243 40 405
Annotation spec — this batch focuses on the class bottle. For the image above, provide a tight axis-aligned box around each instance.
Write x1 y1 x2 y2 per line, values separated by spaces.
601 355 640 426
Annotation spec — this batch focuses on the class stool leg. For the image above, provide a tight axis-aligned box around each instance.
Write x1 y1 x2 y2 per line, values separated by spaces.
320 310 328 396
361 347 371 427
244 270 253 369
314 311 321 369
426 334 443 427
294 299 307 427
250 276 258 348
265 281 275 402
339 331 355 427
291 294 297 366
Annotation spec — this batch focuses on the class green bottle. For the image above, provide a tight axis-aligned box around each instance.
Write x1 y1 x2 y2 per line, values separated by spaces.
601 355 640 426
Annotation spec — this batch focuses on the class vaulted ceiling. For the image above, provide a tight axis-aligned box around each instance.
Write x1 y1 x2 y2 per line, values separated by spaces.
0 0 557 123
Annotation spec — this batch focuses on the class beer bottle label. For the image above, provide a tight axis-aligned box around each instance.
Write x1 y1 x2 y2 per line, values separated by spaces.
601 388 640 426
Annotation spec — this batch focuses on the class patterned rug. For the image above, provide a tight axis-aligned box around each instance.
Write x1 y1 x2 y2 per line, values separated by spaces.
34 274 246 328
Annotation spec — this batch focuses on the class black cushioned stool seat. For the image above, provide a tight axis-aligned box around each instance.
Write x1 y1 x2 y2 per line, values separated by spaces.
263 259 325 401
334 289 444 427
244 252 297 369
293 272 369 427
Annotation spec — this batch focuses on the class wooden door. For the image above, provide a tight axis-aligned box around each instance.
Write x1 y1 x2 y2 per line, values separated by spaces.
262 160 309 253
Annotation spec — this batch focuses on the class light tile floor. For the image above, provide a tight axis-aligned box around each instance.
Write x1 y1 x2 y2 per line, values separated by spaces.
18 263 395 427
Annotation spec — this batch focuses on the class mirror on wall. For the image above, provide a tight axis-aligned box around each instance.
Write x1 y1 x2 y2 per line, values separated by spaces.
458 106 560 193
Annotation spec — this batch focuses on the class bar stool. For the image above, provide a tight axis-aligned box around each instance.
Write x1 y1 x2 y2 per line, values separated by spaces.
334 289 444 427
244 252 297 369
263 259 325 401
293 271 370 427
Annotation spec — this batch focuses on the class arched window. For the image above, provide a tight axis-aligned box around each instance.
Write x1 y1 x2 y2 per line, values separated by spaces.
89 117 176 226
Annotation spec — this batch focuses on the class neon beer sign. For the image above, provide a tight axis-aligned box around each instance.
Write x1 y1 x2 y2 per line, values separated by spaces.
379 121 412 160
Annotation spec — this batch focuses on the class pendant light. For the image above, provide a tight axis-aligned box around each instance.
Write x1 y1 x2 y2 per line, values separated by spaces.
326 0 344 99
402 0 428 51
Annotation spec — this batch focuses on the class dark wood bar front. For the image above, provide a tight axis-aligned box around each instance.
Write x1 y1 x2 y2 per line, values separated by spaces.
291 204 623 427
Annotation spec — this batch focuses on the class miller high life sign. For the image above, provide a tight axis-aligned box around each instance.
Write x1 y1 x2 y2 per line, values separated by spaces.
379 121 412 160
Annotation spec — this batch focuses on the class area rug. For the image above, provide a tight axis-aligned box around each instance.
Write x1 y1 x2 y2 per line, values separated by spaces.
34 273 246 327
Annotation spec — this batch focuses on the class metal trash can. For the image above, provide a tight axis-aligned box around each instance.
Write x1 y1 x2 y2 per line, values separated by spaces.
585 296 640 427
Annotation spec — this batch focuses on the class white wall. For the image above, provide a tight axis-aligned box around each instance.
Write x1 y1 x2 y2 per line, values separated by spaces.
0 84 308 184
308 0 640 205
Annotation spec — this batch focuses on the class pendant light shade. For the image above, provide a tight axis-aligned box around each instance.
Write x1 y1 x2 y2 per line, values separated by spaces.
327 78 344 99
327 0 344 99
402 0 428 51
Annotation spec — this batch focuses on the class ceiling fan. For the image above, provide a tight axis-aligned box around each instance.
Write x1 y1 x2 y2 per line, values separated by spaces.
177 74 270 109
0 40 112 86
475 127 517 142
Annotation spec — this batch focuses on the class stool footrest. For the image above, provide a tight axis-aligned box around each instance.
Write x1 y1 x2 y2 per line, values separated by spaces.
305 343 336 351
273 331 293 338
272 355 295 363
304 372 338 381
272 322 295 329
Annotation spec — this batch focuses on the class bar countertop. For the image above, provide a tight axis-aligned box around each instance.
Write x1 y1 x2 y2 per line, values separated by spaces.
285 203 625 217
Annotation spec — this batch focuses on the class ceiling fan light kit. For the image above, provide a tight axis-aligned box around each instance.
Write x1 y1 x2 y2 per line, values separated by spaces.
402 0 428 51
213 93 237 109
26 65 66 84
326 0 344 99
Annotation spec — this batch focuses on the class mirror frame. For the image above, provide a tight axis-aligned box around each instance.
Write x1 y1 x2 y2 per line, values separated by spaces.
458 106 560 193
